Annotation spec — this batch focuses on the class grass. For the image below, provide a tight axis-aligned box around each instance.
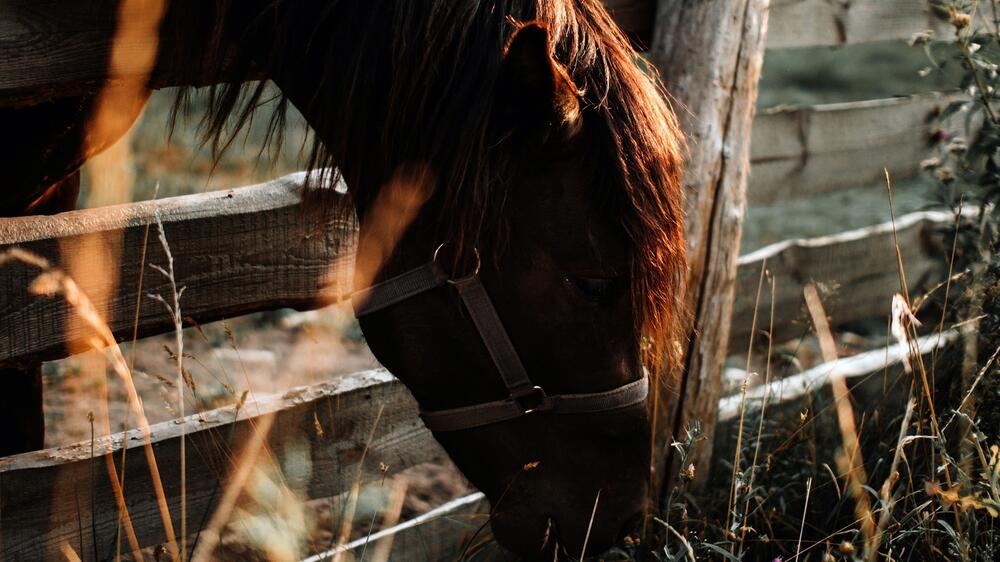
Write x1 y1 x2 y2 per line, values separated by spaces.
632 170 999 561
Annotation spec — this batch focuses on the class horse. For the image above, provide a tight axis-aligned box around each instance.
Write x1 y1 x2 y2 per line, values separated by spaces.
1 0 685 557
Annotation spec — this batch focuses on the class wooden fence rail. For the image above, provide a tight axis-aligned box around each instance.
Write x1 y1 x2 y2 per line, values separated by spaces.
0 369 444 561
766 0 948 50
730 209 954 348
0 172 355 368
749 93 963 206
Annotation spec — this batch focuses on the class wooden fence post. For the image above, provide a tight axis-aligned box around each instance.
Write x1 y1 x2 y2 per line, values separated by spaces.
649 0 770 492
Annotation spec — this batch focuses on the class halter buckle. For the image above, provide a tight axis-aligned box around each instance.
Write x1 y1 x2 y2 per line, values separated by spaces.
512 385 548 415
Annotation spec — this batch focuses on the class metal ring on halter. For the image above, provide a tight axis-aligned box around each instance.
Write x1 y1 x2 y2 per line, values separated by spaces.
432 242 481 284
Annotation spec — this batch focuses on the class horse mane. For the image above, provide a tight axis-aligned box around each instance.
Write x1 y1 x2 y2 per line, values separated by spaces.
174 0 686 369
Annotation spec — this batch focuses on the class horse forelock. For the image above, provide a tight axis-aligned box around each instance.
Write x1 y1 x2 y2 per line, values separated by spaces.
185 0 686 372
543 1 687 373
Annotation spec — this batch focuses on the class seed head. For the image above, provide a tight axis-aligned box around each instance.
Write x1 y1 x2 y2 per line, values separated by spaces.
920 157 942 170
949 7 972 30
682 463 696 482
909 30 936 46
935 167 956 184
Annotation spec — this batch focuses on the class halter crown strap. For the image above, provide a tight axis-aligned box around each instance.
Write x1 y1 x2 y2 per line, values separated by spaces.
352 257 648 432
352 262 448 316
450 275 535 397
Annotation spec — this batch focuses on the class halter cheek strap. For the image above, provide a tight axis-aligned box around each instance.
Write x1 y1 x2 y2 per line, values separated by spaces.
352 252 649 432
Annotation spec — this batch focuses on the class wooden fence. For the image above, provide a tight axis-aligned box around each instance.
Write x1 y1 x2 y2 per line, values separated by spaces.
749 93 964 205
0 0 959 560
0 173 355 367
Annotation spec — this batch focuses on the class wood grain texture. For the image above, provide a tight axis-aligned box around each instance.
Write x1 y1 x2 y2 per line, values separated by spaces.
0 369 445 561
749 94 963 205
0 172 357 367
304 493 493 562
718 331 957 421
730 210 953 348
0 0 234 107
0 0 654 106
767 0 948 50
650 0 770 493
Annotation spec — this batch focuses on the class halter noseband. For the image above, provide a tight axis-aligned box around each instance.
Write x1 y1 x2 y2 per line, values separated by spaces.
351 244 649 432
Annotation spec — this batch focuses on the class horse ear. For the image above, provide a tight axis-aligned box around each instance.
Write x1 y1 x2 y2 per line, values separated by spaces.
498 23 581 134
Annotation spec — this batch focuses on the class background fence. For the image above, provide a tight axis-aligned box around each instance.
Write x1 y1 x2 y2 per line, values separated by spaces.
0 1 960 559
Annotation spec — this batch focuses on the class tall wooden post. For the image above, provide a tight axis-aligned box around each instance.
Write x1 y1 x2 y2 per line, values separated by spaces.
649 1 770 491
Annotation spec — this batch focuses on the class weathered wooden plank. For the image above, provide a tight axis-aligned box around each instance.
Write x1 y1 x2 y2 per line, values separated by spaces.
650 0 769 493
767 0 948 50
0 0 235 107
730 210 954 349
718 330 958 421
0 369 446 561
0 0 655 106
0 171 356 368
302 492 495 562
749 94 960 206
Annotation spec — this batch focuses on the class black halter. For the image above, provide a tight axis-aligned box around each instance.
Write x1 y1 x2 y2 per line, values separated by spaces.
351 244 649 432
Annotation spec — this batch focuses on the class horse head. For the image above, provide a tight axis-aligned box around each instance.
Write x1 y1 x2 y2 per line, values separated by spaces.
350 21 684 557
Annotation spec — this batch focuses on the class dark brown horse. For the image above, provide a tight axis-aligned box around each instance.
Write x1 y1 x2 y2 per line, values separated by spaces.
1 0 685 557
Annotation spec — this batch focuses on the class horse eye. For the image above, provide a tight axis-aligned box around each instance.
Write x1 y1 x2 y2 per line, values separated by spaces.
566 275 623 303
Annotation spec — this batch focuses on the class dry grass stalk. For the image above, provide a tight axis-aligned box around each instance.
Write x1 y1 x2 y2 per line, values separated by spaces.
0 247 178 559
803 283 876 557
190 413 277 562
367 478 409 562
793 476 812 562
738 271 776 558
929 198 965 383
147 210 188 560
885 170 949 462
885 170 969 559
59 543 83 562
725 259 768 545
951 344 1000 423
66 1 165 552
117 211 154 561
330 402 387 562
870 398 916 559
652 517 696 562
579 489 602 560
